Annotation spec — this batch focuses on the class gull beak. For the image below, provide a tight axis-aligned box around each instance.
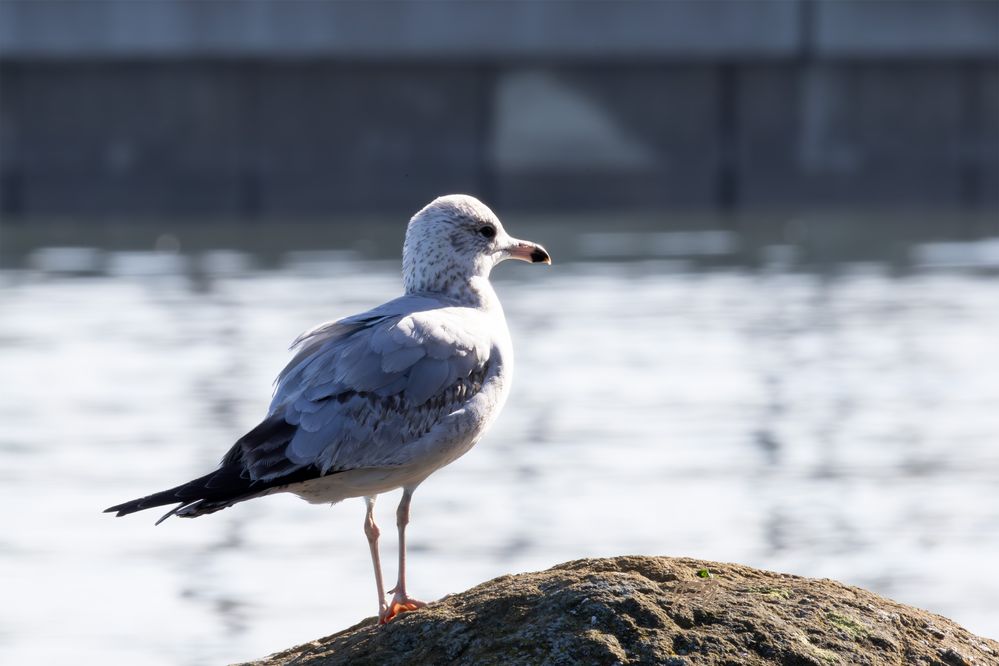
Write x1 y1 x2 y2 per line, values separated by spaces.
504 239 552 265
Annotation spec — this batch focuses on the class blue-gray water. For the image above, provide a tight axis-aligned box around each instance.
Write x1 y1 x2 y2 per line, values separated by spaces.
2 220 998 663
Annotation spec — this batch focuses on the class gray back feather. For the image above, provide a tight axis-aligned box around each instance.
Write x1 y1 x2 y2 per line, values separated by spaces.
238 295 493 480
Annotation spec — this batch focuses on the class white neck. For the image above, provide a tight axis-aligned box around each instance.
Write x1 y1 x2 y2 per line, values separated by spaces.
405 273 501 311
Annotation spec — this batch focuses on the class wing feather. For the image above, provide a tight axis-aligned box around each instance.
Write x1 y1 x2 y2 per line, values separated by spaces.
405 357 451 405
232 296 493 483
381 346 427 372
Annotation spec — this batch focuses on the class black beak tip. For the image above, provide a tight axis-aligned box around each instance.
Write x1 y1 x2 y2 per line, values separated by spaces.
530 248 551 264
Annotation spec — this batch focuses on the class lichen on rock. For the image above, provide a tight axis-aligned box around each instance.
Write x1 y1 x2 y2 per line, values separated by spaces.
239 556 998 666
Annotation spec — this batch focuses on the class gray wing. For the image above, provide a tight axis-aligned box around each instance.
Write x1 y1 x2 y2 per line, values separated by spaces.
229 296 494 482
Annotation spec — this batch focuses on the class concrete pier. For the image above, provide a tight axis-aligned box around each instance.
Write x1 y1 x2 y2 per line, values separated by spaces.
1 0 996 216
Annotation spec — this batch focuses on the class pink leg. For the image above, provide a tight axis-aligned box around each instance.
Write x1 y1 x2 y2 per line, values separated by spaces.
380 487 426 623
363 496 389 619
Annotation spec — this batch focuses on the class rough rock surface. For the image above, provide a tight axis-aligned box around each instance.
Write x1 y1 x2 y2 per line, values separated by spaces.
241 556 998 666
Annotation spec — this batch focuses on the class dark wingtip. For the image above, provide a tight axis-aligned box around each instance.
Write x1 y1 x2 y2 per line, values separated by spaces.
104 498 155 517
155 506 183 526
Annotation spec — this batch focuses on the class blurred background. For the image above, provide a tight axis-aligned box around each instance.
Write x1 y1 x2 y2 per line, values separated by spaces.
1 0 998 664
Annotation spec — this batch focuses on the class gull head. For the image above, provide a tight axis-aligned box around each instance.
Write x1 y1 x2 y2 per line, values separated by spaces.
403 194 550 299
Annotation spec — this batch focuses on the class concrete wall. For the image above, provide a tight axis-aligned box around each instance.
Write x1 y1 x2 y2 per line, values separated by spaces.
0 1 803 58
0 1 997 217
3 0 998 59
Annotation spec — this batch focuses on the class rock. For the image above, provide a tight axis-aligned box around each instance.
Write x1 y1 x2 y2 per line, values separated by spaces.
240 556 998 666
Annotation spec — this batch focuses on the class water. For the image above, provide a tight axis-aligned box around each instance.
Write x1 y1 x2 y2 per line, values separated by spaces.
2 218 999 664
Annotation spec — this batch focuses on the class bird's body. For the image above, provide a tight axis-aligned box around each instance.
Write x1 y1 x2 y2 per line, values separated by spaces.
105 194 550 622
261 292 513 508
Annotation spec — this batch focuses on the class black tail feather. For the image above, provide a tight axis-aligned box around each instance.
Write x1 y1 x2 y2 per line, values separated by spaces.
104 417 324 524
104 466 245 516
104 464 324 523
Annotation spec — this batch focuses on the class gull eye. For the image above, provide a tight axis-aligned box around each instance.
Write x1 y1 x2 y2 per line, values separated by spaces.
478 224 496 239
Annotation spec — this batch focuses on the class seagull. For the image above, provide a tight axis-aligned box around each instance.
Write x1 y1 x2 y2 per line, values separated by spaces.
104 194 551 624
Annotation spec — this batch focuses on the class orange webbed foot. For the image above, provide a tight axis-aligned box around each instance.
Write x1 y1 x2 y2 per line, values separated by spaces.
379 597 427 624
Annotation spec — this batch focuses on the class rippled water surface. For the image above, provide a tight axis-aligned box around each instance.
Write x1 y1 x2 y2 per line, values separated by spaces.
2 220 999 664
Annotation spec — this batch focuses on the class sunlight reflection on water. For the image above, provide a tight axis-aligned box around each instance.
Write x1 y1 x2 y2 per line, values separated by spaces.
2 230 999 663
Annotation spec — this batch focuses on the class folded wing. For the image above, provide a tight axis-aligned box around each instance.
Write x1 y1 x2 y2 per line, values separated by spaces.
253 296 494 479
